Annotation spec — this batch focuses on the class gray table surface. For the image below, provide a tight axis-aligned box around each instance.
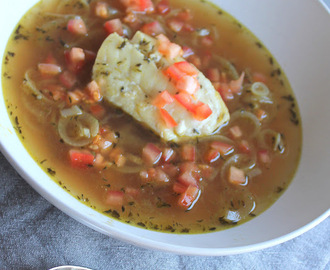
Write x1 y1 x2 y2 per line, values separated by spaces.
0 151 329 270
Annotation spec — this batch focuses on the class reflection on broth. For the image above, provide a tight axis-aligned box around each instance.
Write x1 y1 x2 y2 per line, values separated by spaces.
2 0 302 233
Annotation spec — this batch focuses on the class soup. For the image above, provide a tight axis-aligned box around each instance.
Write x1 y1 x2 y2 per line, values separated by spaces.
2 0 302 233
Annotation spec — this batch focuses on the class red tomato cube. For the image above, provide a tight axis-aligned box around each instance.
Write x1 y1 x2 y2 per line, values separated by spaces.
67 17 87 35
142 143 162 165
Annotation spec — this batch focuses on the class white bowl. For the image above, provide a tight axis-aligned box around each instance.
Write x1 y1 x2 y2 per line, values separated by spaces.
0 0 329 256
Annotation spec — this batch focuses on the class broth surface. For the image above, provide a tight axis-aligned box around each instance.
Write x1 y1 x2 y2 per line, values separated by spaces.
2 0 302 233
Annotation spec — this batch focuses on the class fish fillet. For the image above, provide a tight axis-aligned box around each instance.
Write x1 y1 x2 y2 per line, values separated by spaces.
92 31 229 142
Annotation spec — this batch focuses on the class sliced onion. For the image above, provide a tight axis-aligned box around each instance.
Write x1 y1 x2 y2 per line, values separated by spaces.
221 192 256 223
126 154 143 165
221 153 257 181
112 165 145 174
246 167 262 178
58 112 99 147
214 56 239 80
257 128 284 152
197 134 234 145
23 69 54 103
60 105 83 118
251 82 270 97
229 110 261 138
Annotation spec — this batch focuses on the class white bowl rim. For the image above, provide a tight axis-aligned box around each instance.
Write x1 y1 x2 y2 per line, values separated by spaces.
0 0 329 256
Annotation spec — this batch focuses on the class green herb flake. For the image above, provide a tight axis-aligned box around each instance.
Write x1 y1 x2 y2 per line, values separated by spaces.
47 168 56 176
118 41 127 49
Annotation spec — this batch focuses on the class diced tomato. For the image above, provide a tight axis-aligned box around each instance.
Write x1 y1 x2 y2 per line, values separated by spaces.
178 162 199 187
156 0 170 15
38 63 62 76
70 47 85 63
159 108 177 128
173 61 198 77
174 92 196 112
167 18 184 33
181 144 196 162
178 185 199 209
210 141 234 155
93 153 106 169
104 190 124 207
206 68 220 82
229 126 241 139
162 147 175 163
176 75 200 95
204 148 220 163
153 90 174 108
67 17 87 35
229 125 242 139
229 72 245 94
86 80 102 102
65 48 85 73
166 43 183 60
173 181 187 194
104 18 123 36
217 83 234 101
182 46 194 58
121 0 155 13
43 84 66 101
109 147 126 167
142 143 162 165
198 164 214 179
175 93 211 121
201 36 213 47
141 21 164 36
239 140 251 154
157 34 182 60
154 167 170 183
183 23 195 32
67 89 85 105
255 109 267 121
59 70 77 89
156 33 170 44
178 169 199 187
95 2 109 19
193 103 212 121
161 163 179 177
164 65 185 81
69 149 94 169
140 169 150 182
228 166 246 185
90 104 106 118
258 149 271 165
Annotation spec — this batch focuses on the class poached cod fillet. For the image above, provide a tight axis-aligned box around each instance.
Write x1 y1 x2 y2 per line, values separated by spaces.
92 31 229 142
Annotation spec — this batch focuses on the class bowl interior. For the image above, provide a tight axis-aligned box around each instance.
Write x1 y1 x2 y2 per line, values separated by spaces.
0 0 329 256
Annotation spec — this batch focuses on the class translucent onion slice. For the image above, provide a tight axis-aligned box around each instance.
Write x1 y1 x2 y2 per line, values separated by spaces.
23 69 54 104
214 56 239 80
60 105 83 118
222 193 256 223
197 134 234 145
251 82 270 97
58 112 99 147
126 153 143 165
112 165 145 174
221 153 257 182
257 129 285 153
229 110 261 138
